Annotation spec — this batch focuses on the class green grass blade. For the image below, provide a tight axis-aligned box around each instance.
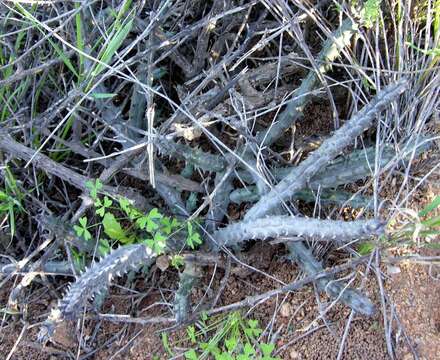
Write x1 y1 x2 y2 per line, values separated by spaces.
91 19 133 78
419 196 440 217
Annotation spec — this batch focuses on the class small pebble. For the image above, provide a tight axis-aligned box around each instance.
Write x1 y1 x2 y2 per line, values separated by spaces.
289 349 300 359
280 303 292 318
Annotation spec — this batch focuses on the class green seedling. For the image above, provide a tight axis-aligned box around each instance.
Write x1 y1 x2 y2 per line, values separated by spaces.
178 312 280 360
75 179 202 257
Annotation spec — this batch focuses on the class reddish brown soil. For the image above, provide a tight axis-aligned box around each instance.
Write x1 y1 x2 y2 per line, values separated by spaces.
1 238 439 359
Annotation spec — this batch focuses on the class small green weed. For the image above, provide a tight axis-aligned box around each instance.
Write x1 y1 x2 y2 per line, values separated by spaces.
163 311 282 360
358 196 440 254
362 0 382 28
73 179 202 256
390 196 440 247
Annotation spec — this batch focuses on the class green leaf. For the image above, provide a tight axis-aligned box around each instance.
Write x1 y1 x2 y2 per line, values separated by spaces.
187 221 194 235
161 217 180 234
73 217 92 241
419 196 440 217
244 319 262 338
187 232 202 249
79 216 88 228
237 355 251 360
187 325 197 344
225 337 237 352
96 206 106 217
184 349 198 360
103 196 113 207
153 232 166 253
146 218 159 233
243 343 255 356
161 333 174 357
145 236 165 255
73 224 83 237
136 209 162 232
119 197 132 215
47 38 79 77
201 342 220 355
358 242 375 255
136 215 149 230
215 353 233 360
186 222 202 249
148 208 162 220
171 255 184 269
92 19 134 77
86 179 103 199
259 343 275 357
98 238 111 256
102 213 127 242
96 196 113 217
201 311 209 322
90 92 117 99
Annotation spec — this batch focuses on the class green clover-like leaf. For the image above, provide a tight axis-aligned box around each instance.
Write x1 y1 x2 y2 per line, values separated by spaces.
171 255 184 269
259 343 275 358
148 208 162 220
243 343 255 356
86 179 103 199
136 215 149 230
161 217 180 234
73 216 92 241
244 319 262 338
146 218 159 232
187 231 202 250
119 197 131 215
96 196 113 217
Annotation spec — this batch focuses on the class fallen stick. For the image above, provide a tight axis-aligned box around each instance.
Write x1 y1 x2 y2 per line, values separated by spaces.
0 133 149 208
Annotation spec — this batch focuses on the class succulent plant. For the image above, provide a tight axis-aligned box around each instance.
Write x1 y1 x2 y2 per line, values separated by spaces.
214 215 385 247
38 244 155 341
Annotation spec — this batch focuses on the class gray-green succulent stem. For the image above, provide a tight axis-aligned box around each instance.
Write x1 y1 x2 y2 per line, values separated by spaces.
38 244 155 341
235 138 430 188
173 260 200 323
230 187 375 209
286 242 375 316
155 135 225 172
214 216 384 247
244 79 408 221
255 18 358 147
205 169 235 235
128 62 149 138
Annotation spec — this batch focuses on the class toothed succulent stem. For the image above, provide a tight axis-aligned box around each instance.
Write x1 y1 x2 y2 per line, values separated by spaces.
155 135 225 172
230 187 375 209
38 244 155 341
286 242 375 316
214 216 385 247
245 79 408 221
235 137 430 188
